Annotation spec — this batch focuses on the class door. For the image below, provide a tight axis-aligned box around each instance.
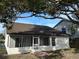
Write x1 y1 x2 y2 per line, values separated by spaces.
33 37 39 49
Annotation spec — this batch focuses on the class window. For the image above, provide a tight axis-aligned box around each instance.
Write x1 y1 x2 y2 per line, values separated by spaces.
52 37 55 46
61 26 66 33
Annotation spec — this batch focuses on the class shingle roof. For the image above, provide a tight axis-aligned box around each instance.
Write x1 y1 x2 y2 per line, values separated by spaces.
7 23 68 36
7 23 53 33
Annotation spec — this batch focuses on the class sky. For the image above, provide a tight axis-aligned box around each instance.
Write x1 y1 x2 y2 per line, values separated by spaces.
0 13 61 33
0 23 4 33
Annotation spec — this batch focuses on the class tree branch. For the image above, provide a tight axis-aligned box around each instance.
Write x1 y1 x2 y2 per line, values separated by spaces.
65 13 79 24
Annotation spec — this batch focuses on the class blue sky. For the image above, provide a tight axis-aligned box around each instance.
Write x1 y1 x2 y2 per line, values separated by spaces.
16 13 61 27
0 13 61 33
0 24 3 33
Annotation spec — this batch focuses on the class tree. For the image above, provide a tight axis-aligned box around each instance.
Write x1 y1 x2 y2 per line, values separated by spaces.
68 23 78 35
0 0 79 26
0 34 4 40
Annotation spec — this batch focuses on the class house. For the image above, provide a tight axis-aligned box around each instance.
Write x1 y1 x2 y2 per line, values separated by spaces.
54 20 79 48
5 23 70 55
54 20 79 35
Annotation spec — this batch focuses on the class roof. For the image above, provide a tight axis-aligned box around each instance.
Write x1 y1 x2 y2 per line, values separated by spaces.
7 23 69 36
7 23 53 33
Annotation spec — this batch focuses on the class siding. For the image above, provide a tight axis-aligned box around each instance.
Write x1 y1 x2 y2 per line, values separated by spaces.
54 20 73 34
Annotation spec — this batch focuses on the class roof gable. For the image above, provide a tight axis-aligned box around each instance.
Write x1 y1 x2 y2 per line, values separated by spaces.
53 20 72 28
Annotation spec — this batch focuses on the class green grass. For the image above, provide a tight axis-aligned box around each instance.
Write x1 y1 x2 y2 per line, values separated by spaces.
0 48 7 54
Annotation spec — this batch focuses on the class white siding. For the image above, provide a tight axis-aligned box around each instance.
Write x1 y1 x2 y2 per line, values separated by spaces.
55 37 70 50
6 47 31 55
55 21 72 34
9 37 15 48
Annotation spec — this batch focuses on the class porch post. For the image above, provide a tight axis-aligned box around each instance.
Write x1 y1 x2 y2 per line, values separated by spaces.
32 36 34 47
21 35 23 47
8 35 10 47
50 36 52 47
38 37 40 47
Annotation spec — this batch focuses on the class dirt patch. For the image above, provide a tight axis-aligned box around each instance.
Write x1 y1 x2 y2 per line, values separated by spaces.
62 48 79 59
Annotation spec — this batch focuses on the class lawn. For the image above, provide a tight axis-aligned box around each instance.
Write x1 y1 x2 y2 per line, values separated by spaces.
0 48 7 54
0 48 79 59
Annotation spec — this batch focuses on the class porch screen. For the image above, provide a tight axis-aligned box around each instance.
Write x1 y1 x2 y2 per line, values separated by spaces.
52 37 55 46
15 35 32 47
15 38 21 47
40 36 49 46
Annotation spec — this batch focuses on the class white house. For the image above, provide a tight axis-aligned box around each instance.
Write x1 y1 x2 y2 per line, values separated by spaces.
54 20 79 48
5 23 70 55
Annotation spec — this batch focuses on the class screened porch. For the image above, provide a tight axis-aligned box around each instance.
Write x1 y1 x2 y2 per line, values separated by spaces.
9 35 55 49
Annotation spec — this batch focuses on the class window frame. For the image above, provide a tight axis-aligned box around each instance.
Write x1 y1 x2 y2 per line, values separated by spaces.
52 37 55 46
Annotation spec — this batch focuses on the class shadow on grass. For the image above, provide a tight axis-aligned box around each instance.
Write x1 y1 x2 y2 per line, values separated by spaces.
49 50 64 59
0 50 64 59
36 50 64 59
0 55 7 59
